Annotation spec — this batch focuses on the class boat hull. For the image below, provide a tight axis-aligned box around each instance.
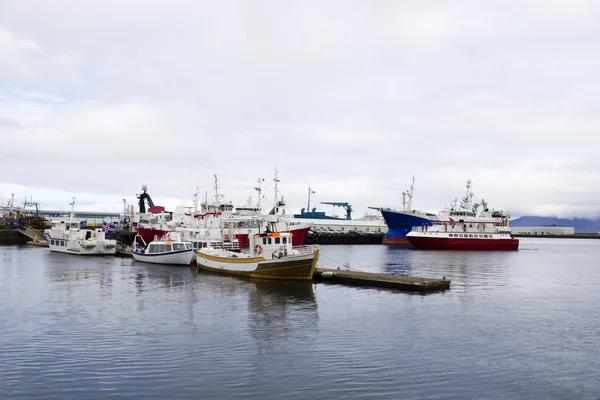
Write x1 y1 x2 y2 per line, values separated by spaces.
136 227 169 245
45 236 117 256
380 210 432 246
406 236 519 250
196 249 319 280
132 249 195 265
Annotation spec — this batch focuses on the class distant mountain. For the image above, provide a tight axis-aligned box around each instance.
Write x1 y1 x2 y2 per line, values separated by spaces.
510 216 600 233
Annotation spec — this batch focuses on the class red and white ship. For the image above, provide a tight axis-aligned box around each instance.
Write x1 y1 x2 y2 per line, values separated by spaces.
405 180 519 251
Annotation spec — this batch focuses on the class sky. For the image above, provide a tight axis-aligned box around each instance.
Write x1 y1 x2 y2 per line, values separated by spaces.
1 0 599 219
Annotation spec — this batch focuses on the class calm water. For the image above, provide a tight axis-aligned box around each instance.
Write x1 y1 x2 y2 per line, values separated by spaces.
1 239 599 399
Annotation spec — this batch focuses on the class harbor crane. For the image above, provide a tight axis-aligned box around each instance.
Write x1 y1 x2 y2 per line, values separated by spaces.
321 202 353 220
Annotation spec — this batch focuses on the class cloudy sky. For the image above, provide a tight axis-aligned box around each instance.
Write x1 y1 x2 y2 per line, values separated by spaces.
1 0 599 218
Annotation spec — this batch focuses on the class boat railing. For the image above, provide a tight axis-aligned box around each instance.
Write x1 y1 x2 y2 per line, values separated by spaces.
292 244 319 255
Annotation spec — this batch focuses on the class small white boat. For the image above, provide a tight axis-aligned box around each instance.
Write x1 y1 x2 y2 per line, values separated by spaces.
196 230 319 280
43 198 117 256
131 232 194 265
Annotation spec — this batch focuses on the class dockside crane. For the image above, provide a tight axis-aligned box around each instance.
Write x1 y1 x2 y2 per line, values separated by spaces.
321 202 353 220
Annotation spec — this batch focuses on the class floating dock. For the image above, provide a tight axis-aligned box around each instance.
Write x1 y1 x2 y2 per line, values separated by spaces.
313 268 450 292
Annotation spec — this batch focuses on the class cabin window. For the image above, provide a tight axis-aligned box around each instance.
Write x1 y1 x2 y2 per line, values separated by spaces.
62 241 66 247
449 234 454 237
186 243 192 250
484 235 488 238
165 244 173 252
158 244 165 253
458 234 463 238
193 242 198 249
282 237 287 244
203 242 208 248
263 238 267 245
469 234 473 238
51 240 55 245
268 238 272 244
275 237 280 244
173 243 185 251
147 245 154 254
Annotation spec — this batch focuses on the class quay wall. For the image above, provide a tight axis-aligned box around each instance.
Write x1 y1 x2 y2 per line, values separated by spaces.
305 232 384 245
0 229 30 245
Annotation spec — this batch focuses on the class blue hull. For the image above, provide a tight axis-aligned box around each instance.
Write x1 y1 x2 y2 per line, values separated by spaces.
381 210 432 245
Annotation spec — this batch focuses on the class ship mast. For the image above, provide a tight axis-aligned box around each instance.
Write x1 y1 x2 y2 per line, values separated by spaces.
254 177 265 210
406 177 415 212
69 197 76 220
307 187 315 211
213 174 220 205
460 179 473 210
273 165 280 215
192 186 199 214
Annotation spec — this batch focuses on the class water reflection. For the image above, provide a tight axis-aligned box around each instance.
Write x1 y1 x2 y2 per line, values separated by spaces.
379 246 514 291
247 280 318 342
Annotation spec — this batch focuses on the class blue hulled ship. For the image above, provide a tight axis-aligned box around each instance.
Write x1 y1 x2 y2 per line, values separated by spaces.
380 178 437 245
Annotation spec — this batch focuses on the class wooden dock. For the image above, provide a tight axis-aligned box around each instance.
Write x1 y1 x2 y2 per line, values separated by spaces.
313 268 450 292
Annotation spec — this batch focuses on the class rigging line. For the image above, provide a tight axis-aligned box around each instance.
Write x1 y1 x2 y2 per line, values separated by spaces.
319 252 347 268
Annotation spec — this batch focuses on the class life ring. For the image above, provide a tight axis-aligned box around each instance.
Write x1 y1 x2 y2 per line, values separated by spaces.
254 244 263 255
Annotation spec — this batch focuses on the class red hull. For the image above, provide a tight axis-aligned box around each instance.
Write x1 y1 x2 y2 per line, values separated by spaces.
407 236 519 250
137 228 169 244
235 226 311 248
382 236 411 246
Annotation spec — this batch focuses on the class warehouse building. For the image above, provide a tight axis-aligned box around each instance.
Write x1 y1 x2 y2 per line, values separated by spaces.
510 226 575 236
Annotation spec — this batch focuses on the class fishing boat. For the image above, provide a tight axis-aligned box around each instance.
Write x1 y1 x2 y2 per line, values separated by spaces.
131 231 195 265
43 198 117 256
405 180 519 250
196 219 319 280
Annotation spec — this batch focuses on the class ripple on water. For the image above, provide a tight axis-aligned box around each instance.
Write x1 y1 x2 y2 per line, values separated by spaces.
1 242 600 399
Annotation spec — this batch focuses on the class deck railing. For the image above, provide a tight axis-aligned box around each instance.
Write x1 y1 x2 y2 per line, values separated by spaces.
292 244 319 255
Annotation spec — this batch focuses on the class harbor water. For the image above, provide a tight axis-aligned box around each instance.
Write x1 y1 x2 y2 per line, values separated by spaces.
1 238 599 399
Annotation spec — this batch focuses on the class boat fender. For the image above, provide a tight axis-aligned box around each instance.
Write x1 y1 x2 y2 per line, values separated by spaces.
255 244 263 255
321 271 335 279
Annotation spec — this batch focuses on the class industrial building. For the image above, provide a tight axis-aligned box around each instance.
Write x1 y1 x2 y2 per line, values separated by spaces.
510 226 575 236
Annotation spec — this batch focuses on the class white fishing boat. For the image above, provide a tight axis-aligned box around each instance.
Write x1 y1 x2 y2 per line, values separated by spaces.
196 221 319 281
131 231 194 265
43 198 117 256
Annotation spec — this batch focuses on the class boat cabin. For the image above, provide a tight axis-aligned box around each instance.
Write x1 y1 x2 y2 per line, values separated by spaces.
249 232 294 257
145 241 192 254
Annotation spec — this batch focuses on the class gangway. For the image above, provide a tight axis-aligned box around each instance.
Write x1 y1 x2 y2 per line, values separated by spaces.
12 223 46 243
